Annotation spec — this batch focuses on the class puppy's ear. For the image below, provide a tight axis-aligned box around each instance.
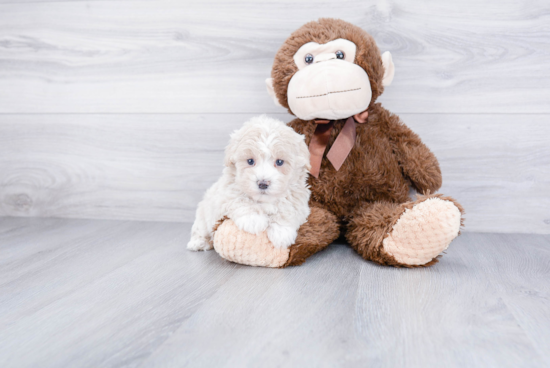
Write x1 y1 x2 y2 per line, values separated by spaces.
296 134 311 171
224 133 238 167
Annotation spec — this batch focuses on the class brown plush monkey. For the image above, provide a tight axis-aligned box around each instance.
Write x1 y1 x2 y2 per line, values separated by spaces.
213 18 464 268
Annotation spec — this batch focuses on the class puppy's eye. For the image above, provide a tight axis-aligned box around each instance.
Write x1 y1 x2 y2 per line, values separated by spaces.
335 50 345 59
275 159 284 166
304 54 314 64
247 159 255 165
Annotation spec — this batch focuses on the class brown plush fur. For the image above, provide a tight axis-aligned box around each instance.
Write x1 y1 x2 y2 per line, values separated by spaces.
346 194 465 268
283 205 340 267
288 103 443 218
271 19 463 267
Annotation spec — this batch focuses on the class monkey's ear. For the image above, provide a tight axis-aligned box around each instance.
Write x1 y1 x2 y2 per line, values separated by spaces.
265 78 283 107
381 51 395 87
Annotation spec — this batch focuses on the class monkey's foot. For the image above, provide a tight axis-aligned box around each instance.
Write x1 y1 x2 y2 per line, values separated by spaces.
213 219 290 268
382 196 463 266
212 205 340 268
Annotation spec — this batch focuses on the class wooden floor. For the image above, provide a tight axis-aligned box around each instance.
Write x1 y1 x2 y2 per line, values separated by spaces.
0 218 549 368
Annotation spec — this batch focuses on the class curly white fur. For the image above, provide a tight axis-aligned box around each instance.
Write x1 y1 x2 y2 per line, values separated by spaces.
187 115 311 251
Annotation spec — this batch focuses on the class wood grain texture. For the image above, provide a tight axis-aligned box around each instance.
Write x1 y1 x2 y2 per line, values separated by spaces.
0 218 549 367
0 218 239 368
0 0 549 113
1 113 548 233
0 1 548 232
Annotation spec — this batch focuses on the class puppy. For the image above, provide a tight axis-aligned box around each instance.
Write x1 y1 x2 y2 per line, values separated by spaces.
187 115 311 251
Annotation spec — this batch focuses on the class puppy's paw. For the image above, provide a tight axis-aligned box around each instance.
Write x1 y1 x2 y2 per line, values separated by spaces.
267 223 297 248
233 214 269 235
187 236 212 251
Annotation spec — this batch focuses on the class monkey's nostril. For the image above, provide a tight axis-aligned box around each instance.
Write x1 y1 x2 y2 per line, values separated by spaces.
258 180 270 190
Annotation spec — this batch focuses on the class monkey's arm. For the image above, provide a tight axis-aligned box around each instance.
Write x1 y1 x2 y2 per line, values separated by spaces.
383 111 442 194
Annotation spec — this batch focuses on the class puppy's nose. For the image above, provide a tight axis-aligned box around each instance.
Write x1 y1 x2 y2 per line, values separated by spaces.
258 180 270 190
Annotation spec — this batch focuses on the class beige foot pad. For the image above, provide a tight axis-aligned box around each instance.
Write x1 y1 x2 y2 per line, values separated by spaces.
382 198 462 266
213 220 290 268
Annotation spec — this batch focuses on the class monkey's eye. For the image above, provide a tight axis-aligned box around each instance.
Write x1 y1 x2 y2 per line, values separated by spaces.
304 54 314 64
335 50 345 59
247 159 255 165
275 159 284 166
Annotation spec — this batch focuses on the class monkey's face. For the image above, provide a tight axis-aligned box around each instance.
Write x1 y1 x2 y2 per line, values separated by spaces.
266 19 395 121
287 38 372 121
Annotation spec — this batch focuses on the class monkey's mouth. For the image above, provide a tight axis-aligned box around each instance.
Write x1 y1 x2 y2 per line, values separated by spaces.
296 87 361 99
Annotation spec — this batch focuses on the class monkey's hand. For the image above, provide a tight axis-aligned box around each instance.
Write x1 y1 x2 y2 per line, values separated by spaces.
396 141 442 194
384 112 442 194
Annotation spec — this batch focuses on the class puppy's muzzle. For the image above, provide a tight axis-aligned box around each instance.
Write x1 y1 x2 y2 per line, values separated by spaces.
258 180 270 190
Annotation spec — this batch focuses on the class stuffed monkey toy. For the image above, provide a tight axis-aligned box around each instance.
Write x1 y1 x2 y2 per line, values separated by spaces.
213 18 464 268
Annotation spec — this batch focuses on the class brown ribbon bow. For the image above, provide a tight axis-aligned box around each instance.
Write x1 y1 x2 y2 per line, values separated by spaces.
309 110 369 178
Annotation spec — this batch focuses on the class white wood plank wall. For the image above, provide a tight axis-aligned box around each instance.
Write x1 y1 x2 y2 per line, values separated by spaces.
0 0 548 233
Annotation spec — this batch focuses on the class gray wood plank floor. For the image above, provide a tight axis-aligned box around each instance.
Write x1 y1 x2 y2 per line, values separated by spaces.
0 218 549 368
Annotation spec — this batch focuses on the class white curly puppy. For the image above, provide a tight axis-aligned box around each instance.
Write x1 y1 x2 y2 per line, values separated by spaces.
187 115 311 251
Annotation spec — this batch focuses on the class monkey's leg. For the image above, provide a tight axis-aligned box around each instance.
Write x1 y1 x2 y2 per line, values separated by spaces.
282 205 340 267
346 194 464 267
212 205 339 268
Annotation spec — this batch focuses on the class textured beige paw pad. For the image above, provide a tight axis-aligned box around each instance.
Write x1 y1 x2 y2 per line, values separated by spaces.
382 198 462 266
213 220 290 268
